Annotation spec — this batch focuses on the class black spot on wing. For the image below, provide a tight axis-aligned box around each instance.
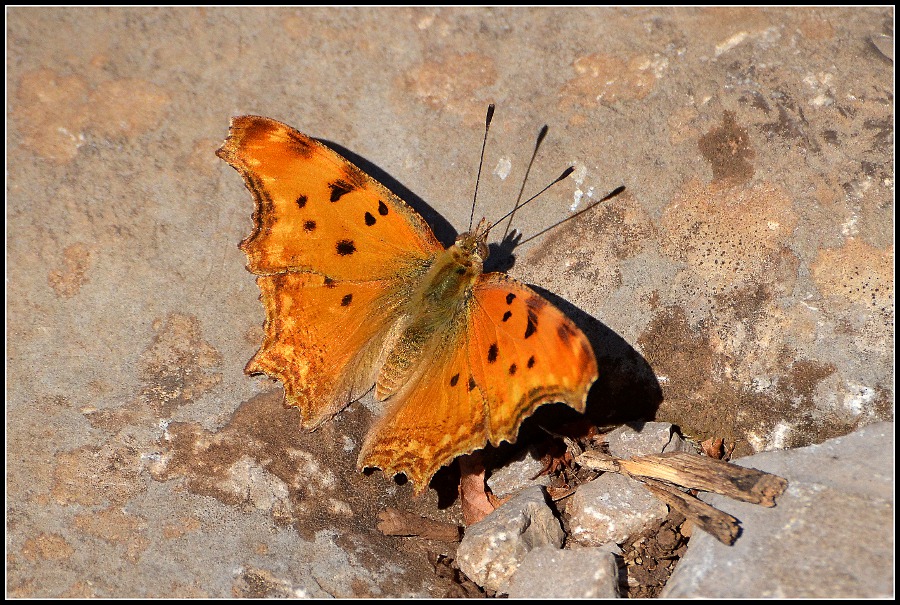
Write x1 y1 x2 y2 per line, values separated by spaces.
487 343 498 363
329 180 354 202
336 239 356 256
506 293 516 305
509 363 517 375
341 293 353 306
323 277 335 288
364 212 376 226
468 377 476 391
378 200 389 216
527 355 535 368
304 220 316 232
525 309 538 339
296 195 307 209
502 310 512 322
449 373 460 387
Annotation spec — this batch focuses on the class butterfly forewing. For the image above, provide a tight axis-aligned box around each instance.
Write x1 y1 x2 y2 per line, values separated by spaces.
217 115 443 280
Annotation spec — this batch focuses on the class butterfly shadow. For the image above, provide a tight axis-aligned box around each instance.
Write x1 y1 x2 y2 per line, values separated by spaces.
319 140 460 247
484 230 522 273
527 286 664 426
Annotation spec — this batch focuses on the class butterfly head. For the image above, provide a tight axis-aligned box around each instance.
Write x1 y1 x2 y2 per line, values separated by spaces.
454 217 491 265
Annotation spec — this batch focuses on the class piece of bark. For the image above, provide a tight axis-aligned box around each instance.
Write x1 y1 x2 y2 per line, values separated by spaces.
377 508 462 542
641 478 740 546
577 451 787 507
624 452 786 507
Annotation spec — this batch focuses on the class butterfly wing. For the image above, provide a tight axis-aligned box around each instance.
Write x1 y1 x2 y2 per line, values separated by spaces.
359 272 597 491
217 116 444 427
359 314 489 488
217 115 442 279
467 273 597 442
247 272 408 428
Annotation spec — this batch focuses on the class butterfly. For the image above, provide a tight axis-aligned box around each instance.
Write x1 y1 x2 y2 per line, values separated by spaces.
216 115 598 493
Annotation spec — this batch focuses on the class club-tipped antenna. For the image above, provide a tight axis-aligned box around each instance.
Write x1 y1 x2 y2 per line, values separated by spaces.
502 124 548 239
514 185 626 246
486 166 575 235
468 103 495 231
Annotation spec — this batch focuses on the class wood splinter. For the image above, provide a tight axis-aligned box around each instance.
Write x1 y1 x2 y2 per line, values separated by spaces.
576 450 788 545
376 508 463 542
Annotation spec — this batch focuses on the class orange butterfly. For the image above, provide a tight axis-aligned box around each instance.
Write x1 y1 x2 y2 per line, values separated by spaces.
217 115 597 493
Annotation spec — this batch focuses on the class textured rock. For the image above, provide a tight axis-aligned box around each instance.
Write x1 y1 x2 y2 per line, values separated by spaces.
567 472 669 547
507 545 620 598
457 486 564 594
486 447 550 497
663 422 893 598
6 6 892 597
606 421 697 458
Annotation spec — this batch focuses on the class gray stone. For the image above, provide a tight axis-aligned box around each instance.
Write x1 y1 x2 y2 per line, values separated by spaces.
487 447 551 497
457 486 564 594
567 472 669 547
507 545 620 598
663 422 893 598
607 421 697 459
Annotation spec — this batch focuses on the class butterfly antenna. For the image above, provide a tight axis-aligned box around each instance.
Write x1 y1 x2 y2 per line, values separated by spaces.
469 103 495 231
502 124 548 240
515 185 626 246
486 166 575 236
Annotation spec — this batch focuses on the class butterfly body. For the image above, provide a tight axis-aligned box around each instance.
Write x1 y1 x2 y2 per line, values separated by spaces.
217 115 597 492
337 218 486 400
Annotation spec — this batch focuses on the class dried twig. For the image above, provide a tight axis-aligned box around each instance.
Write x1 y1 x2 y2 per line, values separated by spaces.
578 451 787 507
377 508 462 542
641 478 740 545
576 449 788 545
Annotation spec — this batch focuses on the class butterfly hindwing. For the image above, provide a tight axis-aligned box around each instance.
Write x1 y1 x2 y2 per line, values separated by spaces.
358 273 598 492
248 272 406 428
468 273 597 444
358 317 488 489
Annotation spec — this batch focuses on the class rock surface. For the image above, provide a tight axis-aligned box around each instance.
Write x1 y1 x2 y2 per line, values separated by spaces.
506 545 620 598
456 486 564 594
663 422 894 598
567 472 669 547
606 421 698 458
7 7 892 597
486 447 551 497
